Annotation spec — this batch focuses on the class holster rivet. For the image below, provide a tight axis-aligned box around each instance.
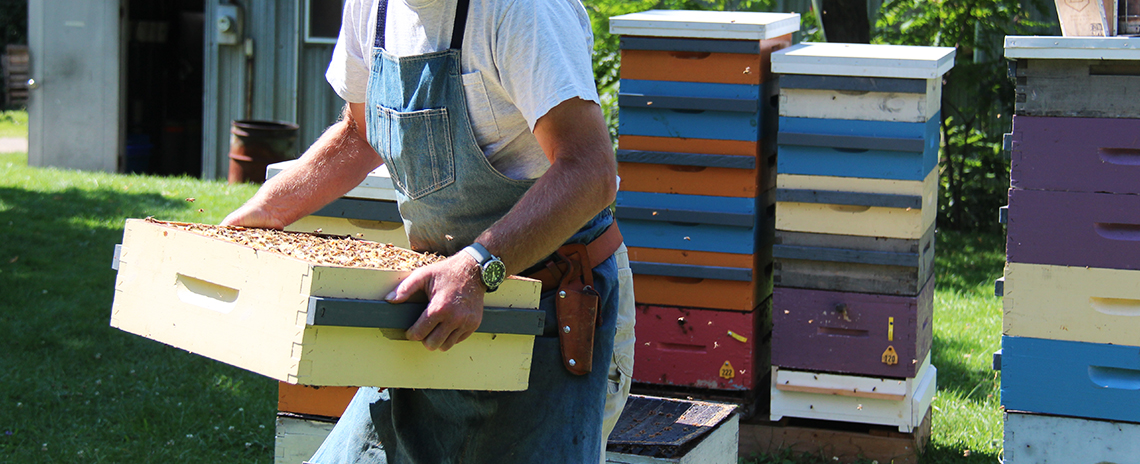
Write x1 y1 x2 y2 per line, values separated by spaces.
559 291 567 298
568 359 577 367
563 326 571 333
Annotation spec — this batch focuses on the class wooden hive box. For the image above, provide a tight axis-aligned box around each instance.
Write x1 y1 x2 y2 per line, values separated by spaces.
617 189 774 311
1003 263 1140 346
275 414 336 464
1001 335 1140 423
616 189 773 256
110 219 543 390
773 225 935 296
775 168 938 240
610 10 799 86
772 279 934 379
1007 188 1140 270
1009 115 1140 195
769 353 936 433
632 300 771 391
1006 36 1140 119
778 74 942 124
616 80 778 197
618 80 778 142
1003 412 1140 464
267 161 408 248
776 114 941 182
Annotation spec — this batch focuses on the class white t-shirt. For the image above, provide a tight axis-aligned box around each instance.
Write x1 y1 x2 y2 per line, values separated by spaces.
327 0 601 180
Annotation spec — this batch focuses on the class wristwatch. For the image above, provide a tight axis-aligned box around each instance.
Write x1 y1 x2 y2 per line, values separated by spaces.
461 242 506 292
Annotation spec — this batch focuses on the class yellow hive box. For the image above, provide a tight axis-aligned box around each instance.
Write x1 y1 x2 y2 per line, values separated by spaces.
110 219 542 391
267 161 410 248
775 169 937 240
1003 262 1140 347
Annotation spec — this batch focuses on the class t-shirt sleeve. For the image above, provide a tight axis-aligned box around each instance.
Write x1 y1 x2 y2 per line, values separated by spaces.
326 0 373 103
493 0 600 130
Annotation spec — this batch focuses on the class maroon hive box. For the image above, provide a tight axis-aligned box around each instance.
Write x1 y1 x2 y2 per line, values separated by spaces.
1010 116 1140 194
771 278 933 379
1007 188 1140 270
633 300 771 391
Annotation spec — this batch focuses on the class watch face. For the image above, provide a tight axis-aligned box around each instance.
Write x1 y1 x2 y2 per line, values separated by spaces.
482 259 507 290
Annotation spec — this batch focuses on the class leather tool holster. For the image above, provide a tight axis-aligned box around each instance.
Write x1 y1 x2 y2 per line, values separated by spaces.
550 243 599 376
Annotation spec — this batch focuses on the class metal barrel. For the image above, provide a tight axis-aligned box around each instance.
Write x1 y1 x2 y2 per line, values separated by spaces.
228 120 300 183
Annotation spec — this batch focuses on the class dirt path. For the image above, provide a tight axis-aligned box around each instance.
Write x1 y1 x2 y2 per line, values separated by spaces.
0 137 28 153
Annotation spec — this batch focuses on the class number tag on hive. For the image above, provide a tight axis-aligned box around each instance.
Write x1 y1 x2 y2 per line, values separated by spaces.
881 346 899 365
719 361 735 380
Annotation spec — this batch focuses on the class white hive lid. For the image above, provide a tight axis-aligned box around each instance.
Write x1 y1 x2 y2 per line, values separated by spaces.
772 42 957 79
609 10 800 40
266 160 397 201
1004 36 1140 60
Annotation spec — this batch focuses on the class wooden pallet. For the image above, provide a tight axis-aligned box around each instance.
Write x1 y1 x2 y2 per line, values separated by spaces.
2 45 28 108
739 409 931 464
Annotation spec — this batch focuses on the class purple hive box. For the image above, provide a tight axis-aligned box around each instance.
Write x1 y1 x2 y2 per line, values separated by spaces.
771 278 933 379
1007 188 1140 270
1011 116 1140 194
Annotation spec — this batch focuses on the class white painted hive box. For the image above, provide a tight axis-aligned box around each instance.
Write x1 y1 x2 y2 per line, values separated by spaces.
772 42 956 79
770 353 936 432
110 219 541 391
609 10 800 40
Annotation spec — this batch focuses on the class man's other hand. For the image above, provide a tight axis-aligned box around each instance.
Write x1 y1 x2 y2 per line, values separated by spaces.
386 253 486 351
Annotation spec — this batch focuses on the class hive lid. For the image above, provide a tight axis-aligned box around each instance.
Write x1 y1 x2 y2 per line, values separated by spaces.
1004 35 1140 60
772 42 956 79
608 10 800 40
267 160 397 201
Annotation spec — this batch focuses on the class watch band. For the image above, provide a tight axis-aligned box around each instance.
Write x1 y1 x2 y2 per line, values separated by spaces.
462 242 493 265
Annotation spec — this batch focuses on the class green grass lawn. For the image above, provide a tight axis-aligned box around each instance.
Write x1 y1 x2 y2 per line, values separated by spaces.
0 110 28 138
0 150 1007 463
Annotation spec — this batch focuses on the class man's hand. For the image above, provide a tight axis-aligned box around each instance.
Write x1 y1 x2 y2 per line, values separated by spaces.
220 202 288 229
386 253 486 351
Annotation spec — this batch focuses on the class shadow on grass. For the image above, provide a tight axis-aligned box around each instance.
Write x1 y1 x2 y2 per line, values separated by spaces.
0 186 276 462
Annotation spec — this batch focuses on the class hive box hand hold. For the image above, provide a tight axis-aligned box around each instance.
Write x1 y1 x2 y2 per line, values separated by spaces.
110 219 543 391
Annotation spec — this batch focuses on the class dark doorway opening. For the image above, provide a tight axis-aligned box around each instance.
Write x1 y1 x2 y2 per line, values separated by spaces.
124 0 204 176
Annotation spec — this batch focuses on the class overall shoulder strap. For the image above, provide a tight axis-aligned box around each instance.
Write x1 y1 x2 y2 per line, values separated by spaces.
449 0 471 50
373 0 470 50
373 0 389 48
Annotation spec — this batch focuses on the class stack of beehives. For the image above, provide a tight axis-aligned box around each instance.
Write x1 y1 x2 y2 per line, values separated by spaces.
765 43 954 434
607 10 799 403
1000 36 1140 463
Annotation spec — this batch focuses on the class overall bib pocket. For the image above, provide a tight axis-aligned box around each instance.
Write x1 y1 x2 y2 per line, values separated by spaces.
376 105 456 199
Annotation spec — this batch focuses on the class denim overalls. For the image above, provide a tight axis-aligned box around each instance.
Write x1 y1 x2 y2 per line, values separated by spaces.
307 1 619 462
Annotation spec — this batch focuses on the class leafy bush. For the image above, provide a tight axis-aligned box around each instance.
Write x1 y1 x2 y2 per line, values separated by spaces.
876 0 1054 231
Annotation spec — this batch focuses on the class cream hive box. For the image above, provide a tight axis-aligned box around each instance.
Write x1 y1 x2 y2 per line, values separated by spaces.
267 160 408 248
110 219 543 391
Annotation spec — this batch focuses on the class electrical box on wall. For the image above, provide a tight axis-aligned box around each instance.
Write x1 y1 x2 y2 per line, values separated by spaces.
216 3 242 45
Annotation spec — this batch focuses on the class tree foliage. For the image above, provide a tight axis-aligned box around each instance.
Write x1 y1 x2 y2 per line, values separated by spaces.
876 0 1053 231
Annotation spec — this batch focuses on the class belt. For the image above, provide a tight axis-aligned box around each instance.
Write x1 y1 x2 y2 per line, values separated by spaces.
524 223 623 293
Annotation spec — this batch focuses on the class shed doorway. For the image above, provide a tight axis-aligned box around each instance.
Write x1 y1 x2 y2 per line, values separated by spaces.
124 0 204 176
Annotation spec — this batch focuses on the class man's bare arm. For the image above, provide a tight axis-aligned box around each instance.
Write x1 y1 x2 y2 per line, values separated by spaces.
389 98 617 351
221 103 379 229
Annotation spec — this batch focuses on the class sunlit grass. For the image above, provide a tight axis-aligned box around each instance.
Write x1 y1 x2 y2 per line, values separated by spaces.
0 110 28 139
0 151 270 463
